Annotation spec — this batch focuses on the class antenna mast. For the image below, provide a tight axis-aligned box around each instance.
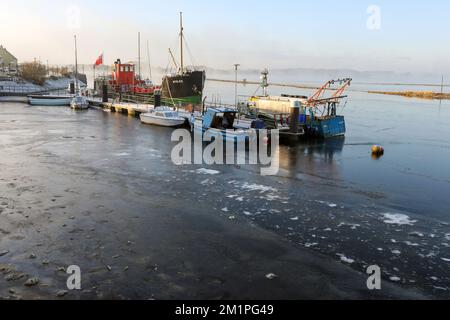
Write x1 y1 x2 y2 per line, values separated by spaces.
147 40 152 80
179 12 184 75
74 35 78 93
138 32 141 80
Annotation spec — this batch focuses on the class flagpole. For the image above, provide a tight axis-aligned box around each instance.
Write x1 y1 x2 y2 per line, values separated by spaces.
93 64 96 92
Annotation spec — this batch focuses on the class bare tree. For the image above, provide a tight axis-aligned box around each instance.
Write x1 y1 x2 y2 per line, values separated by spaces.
19 62 47 85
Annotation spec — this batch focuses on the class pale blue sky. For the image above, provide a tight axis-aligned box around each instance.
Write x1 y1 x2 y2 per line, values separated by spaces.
1 0 449 74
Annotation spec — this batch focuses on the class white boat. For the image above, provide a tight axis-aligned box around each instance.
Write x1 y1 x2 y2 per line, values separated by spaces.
192 107 259 144
69 36 89 111
28 96 72 106
71 95 89 110
140 106 186 127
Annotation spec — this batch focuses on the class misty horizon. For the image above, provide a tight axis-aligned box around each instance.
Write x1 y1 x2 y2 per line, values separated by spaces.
1 0 450 80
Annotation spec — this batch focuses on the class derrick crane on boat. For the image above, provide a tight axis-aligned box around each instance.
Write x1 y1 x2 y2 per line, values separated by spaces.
247 71 350 138
306 78 352 117
307 78 352 107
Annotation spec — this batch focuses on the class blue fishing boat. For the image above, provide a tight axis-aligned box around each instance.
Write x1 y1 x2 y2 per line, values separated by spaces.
247 72 350 139
303 111 346 138
301 79 351 138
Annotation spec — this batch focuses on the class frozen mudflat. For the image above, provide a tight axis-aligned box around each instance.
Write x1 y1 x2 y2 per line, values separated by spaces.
0 101 449 299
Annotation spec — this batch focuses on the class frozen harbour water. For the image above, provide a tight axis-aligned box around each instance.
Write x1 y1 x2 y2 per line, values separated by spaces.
0 99 449 299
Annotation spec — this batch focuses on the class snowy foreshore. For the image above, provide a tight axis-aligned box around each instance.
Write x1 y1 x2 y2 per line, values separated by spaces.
0 76 86 96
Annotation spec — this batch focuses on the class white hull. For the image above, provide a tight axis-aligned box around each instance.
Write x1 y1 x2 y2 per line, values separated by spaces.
193 124 256 143
70 95 89 110
140 114 186 127
71 103 89 110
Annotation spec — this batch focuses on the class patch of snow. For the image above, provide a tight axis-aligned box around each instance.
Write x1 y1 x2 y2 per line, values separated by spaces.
196 168 221 175
409 232 424 238
432 286 448 291
200 179 212 185
241 183 277 193
263 194 282 201
337 222 360 230
265 273 278 280
382 213 417 226
316 200 338 208
337 254 355 264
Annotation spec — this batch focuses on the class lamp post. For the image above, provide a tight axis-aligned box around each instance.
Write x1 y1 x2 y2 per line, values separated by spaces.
234 64 240 108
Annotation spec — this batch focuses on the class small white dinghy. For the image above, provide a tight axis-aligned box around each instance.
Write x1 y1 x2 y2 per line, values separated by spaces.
140 106 186 127
70 95 89 110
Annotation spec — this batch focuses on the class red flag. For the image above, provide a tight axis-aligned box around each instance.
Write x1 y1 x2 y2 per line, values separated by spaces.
94 54 103 66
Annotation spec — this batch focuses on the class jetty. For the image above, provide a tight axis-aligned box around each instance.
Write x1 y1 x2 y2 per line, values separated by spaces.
87 97 150 117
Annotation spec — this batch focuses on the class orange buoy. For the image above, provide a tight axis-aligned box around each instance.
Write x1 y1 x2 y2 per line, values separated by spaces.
372 145 384 155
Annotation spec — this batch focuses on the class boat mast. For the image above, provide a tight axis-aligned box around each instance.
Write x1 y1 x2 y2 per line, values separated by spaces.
138 32 141 80
147 40 152 80
74 35 78 93
179 12 184 75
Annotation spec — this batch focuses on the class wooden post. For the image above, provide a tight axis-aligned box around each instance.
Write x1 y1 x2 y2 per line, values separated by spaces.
290 101 300 134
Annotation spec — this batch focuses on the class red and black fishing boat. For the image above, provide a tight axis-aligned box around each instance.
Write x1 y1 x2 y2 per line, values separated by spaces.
95 59 159 96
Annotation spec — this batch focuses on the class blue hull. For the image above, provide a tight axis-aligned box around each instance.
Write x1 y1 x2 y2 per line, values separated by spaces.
305 116 346 138
28 98 72 106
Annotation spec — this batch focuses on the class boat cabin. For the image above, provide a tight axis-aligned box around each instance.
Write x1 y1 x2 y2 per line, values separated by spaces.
202 108 237 130
111 59 136 90
105 59 158 94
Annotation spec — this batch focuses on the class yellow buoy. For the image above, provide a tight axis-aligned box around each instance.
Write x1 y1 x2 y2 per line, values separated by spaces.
372 145 384 155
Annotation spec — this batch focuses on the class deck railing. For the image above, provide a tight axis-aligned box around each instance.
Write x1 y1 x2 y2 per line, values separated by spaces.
105 91 200 109
0 85 68 96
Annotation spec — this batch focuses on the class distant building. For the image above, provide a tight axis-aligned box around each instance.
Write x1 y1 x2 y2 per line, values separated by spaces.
0 45 18 75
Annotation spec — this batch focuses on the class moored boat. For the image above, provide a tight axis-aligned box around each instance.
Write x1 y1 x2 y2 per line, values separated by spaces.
192 107 261 143
140 106 186 127
95 59 160 97
161 13 205 106
70 95 89 110
28 95 72 106
70 36 89 111
247 71 350 139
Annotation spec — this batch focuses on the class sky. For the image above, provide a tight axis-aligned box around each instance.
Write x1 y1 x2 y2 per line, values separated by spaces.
1 0 450 76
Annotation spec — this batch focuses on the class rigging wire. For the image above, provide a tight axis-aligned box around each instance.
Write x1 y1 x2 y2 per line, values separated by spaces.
146 40 152 81
182 34 198 69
